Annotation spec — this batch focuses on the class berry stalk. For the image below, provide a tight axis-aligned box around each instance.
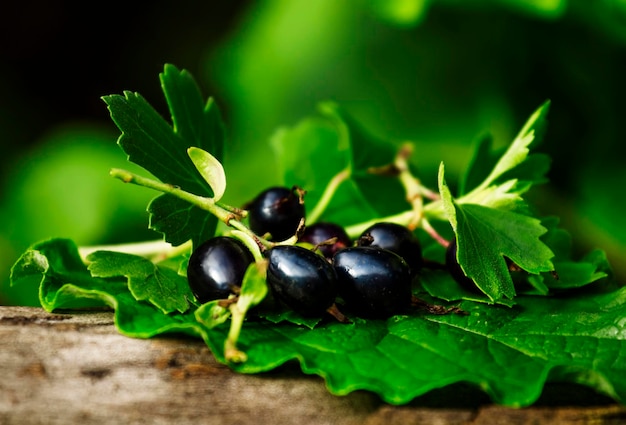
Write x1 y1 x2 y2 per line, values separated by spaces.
306 168 351 225
109 168 298 251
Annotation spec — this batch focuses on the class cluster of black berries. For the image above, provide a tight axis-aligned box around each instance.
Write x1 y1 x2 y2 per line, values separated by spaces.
187 186 468 320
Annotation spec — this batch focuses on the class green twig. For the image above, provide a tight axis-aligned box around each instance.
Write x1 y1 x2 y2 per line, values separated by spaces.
306 168 351 224
225 301 248 363
78 239 192 263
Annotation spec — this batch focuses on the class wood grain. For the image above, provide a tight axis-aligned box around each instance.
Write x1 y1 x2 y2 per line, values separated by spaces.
1 306 624 425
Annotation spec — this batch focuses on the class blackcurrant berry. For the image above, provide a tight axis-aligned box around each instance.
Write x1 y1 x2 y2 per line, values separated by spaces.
266 245 339 317
187 236 254 304
299 222 351 259
247 186 305 241
445 238 480 293
357 222 423 277
333 246 412 319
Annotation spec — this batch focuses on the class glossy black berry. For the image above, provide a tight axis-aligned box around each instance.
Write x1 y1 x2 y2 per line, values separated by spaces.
333 246 412 319
247 186 305 241
445 238 479 293
300 222 351 259
186 236 254 304
358 222 423 277
266 245 338 317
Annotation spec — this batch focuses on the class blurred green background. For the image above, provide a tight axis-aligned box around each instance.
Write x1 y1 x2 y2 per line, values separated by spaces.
2 0 625 305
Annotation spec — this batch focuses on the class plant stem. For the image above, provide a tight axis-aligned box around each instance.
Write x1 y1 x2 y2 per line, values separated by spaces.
306 168 351 224
228 230 266 262
110 168 241 224
224 261 268 363
394 143 424 230
224 302 247 363
110 168 300 256
345 210 414 239
421 218 450 248
78 239 192 263
344 143 451 243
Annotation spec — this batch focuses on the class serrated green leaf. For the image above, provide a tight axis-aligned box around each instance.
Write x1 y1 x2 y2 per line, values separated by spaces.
320 103 407 218
10 239 109 311
160 64 224 162
257 308 324 329
419 268 516 307
206 288 626 406
103 64 224 247
317 102 397 174
102 91 208 193
533 217 611 291
457 204 555 302
148 194 216 248
270 111 378 225
459 133 551 200
497 153 551 194
86 250 192 314
458 100 550 209
546 258 608 290
187 147 226 201
439 164 554 302
270 103 406 225
484 99 550 187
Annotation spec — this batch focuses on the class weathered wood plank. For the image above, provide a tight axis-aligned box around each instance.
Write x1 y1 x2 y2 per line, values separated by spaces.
1 306 625 425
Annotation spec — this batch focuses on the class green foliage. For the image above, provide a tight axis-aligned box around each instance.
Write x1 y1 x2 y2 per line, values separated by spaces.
102 64 225 248
87 250 193 314
9 65 622 407
442 195 555 302
206 0 626 286
271 102 405 225
11 238 626 406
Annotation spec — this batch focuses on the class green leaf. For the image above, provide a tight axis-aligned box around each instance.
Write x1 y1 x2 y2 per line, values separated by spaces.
160 64 224 162
458 100 551 210
439 164 554 302
270 103 405 226
10 239 202 337
271 112 377 226
187 147 226 201
482 99 550 188
459 134 551 199
318 102 397 175
238 261 269 311
86 250 192 314
321 103 407 217
11 239 626 407
195 300 230 329
147 195 216 247
528 217 611 291
206 289 626 406
255 301 324 329
419 269 516 307
103 64 224 247
11 239 109 311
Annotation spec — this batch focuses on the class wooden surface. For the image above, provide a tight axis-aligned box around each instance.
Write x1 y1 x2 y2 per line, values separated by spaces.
1 306 625 425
